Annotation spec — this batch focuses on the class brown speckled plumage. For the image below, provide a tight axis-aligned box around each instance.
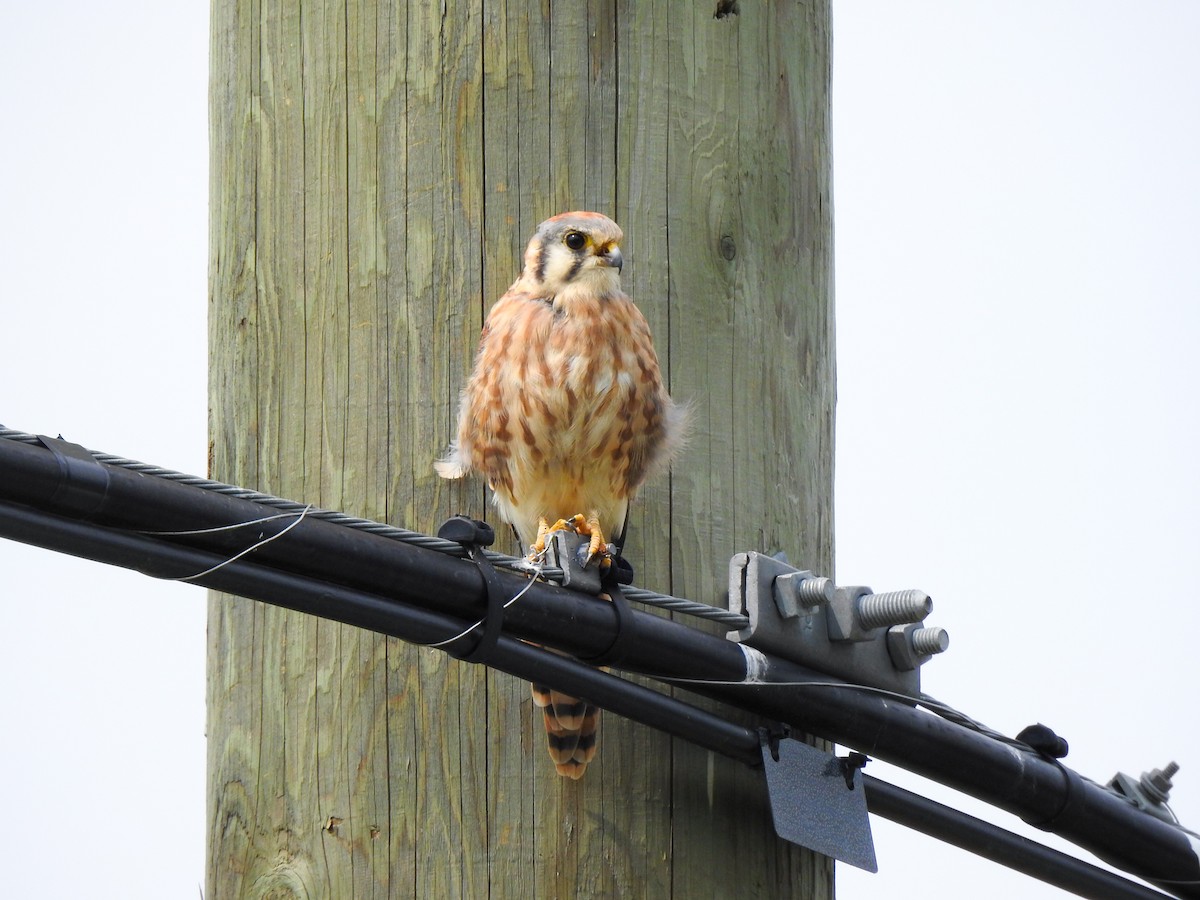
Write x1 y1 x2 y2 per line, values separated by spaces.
436 211 685 778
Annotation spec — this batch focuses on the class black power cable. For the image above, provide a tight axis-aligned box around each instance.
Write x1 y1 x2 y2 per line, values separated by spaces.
0 433 1196 898
0 497 1175 900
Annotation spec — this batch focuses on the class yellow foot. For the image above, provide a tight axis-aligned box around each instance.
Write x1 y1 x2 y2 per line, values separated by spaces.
576 511 607 568
530 515 583 557
528 512 611 568
529 517 553 558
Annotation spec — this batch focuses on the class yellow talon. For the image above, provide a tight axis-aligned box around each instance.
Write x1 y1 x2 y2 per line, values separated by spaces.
581 511 606 566
528 511 611 568
566 511 608 568
529 516 552 558
530 515 584 557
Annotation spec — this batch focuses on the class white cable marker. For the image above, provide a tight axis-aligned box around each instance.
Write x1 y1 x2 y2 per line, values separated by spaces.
740 644 770 683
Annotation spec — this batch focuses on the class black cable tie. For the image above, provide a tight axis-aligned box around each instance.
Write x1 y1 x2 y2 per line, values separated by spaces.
578 564 638 672
436 514 495 549
436 516 504 664
1017 723 1070 760
1022 758 1085 832
35 435 110 519
609 553 635 586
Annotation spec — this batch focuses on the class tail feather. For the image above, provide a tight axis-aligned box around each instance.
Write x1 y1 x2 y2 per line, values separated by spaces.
532 683 600 779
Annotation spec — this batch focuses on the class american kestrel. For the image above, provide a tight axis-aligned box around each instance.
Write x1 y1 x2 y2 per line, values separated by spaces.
435 211 685 778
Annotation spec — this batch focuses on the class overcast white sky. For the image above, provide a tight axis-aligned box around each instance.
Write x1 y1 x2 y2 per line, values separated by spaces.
1 2 1196 898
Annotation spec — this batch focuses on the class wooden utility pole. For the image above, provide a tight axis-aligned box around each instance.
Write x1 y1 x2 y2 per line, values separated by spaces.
207 1 834 897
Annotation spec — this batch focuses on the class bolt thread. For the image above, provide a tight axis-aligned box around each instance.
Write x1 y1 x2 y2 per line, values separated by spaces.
1141 762 1180 802
857 590 932 629
911 626 950 656
795 576 833 605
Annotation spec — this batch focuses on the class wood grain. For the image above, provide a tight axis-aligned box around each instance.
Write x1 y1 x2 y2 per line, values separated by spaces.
208 1 834 896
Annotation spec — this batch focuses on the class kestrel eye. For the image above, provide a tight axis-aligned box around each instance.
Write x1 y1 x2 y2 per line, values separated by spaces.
564 231 587 251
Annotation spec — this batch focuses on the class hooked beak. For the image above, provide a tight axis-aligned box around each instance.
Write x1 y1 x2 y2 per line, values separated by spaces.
600 245 624 273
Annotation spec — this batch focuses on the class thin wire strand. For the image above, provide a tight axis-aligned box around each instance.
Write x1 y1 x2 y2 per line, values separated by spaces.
660 673 1029 750
10 429 999 737
0 428 1004 746
0 426 745 628
136 511 306 535
170 506 311 582
423 547 548 648
15 428 1200 865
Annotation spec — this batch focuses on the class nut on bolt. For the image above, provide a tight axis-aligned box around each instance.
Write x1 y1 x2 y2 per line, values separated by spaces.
886 623 950 671
1140 762 1180 804
827 587 933 642
773 571 833 618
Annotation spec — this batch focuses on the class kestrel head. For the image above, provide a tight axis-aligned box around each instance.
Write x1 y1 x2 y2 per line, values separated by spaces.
521 211 625 297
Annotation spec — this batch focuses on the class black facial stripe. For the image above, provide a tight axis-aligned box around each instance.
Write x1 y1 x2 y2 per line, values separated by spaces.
564 255 585 283
535 241 549 284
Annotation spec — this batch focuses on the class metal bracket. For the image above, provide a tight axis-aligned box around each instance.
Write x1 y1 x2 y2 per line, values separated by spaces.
728 552 948 696
760 733 878 872
1108 762 1181 825
545 529 603 595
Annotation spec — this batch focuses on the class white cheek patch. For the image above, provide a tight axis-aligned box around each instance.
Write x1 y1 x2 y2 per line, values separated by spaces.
540 246 584 289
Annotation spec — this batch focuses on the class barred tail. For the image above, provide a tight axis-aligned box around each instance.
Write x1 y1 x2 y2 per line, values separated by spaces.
531 683 599 779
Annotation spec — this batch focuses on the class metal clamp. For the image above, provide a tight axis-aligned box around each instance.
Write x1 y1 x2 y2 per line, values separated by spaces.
547 530 637 667
728 552 949 695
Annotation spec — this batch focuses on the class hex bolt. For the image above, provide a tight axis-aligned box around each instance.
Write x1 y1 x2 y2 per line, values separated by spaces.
774 571 833 618
856 590 932 630
911 626 949 656
1140 762 1180 804
887 623 950 671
